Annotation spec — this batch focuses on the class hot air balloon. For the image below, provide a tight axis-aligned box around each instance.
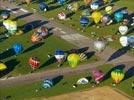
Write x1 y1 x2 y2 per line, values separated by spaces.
31 33 42 43
119 25 128 35
1 11 10 19
8 21 17 35
42 79 53 88
105 6 113 14
82 9 90 17
94 41 106 52
55 50 65 63
111 69 124 84
39 2 48 11
101 14 111 24
13 43 23 55
71 2 80 11
90 2 99 11
58 12 66 20
58 0 65 5
114 12 123 22
36 26 48 38
80 17 90 27
91 11 102 24
128 35 134 48
0 62 7 71
119 36 128 47
84 0 92 6
28 57 40 69
91 69 104 84
67 53 80 68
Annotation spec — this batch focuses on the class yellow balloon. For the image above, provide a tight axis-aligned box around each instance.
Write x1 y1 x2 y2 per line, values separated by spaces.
103 0 110 3
91 11 102 24
105 6 112 14
67 53 80 68
0 63 7 71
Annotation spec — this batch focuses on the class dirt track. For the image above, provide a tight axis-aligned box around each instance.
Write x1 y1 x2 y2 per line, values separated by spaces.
47 86 132 100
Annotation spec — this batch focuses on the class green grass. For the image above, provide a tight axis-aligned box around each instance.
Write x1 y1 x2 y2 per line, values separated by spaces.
0 64 133 100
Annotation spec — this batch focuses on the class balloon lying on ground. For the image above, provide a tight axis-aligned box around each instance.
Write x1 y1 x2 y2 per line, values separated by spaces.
58 12 66 20
101 14 111 24
55 50 65 63
119 25 128 35
13 43 23 55
90 2 99 10
119 36 128 47
105 6 113 14
114 12 123 22
71 2 80 11
42 79 53 88
0 62 7 71
77 78 89 84
1 11 10 19
31 33 42 43
28 57 40 69
111 69 124 84
82 9 90 17
39 2 48 11
94 40 106 52
67 53 80 68
80 17 90 27
91 69 104 84
127 35 134 48
84 0 92 6
3 20 17 35
35 26 48 38
91 11 102 24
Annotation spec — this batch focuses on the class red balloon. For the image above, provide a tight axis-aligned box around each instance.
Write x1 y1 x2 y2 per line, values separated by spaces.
28 57 40 69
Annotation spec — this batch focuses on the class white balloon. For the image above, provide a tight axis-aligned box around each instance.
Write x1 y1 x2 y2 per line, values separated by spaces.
90 3 99 10
119 36 128 47
119 25 128 35
94 41 106 52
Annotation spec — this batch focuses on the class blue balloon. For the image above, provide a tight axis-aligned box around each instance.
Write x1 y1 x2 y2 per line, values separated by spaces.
114 12 123 22
128 36 134 48
58 0 65 5
80 17 89 26
13 43 23 54
39 2 48 11
55 50 65 62
55 50 64 55
1 11 10 18
42 79 53 88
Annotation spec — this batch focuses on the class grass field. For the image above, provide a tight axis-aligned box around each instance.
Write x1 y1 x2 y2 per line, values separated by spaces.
0 64 133 100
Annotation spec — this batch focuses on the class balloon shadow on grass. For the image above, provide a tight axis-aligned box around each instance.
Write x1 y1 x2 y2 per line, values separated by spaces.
107 46 130 62
103 64 125 81
0 59 20 78
40 57 56 69
85 51 95 59
13 13 33 21
0 48 15 60
123 66 134 81
23 42 44 53
52 75 63 86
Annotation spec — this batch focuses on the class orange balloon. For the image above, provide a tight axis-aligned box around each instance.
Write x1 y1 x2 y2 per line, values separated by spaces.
84 0 92 5
31 33 42 43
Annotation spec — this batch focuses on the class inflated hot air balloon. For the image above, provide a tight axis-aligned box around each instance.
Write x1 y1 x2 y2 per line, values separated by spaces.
119 36 128 47
91 69 104 84
103 0 110 4
0 62 7 71
82 9 90 17
128 35 134 48
39 2 48 11
55 50 65 63
3 19 12 30
91 11 102 24
119 25 128 35
80 17 90 27
84 0 92 6
72 2 80 11
67 53 80 68
111 69 124 84
1 11 10 19
114 12 123 22
42 79 53 88
94 41 106 52
31 33 42 43
101 14 111 24
105 6 113 14
13 43 23 55
8 21 17 35
28 57 40 69
58 12 66 20
36 26 48 38
90 2 99 11
58 0 65 5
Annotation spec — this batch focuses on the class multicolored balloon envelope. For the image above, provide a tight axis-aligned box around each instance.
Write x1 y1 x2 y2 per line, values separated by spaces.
28 57 40 69
13 43 23 55
80 17 90 26
39 2 48 11
91 11 102 24
114 12 123 22
91 69 104 83
0 62 7 71
42 79 53 88
119 25 128 35
55 50 65 63
67 53 80 68
90 2 99 10
111 69 124 84
101 14 111 24
31 33 42 43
